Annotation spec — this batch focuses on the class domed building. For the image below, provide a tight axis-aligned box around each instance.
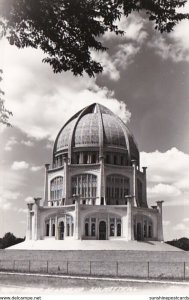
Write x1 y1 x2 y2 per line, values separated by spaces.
26 103 164 242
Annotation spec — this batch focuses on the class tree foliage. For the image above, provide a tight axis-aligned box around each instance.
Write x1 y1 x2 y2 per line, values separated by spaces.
0 0 188 76
166 237 189 251
0 232 25 249
0 70 12 126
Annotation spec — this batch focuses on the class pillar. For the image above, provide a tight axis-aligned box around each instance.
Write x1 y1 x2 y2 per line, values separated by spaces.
156 200 164 241
63 155 68 205
43 164 50 206
131 160 137 206
55 216 58 240
49 217 52 237
74 198 81 239
99 155 105 205
126 196 134 241
33 197 41 240
142 167 147 206
26 202 34 240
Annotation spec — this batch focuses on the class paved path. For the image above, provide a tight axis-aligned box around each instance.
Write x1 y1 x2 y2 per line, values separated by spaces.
0 272 189 295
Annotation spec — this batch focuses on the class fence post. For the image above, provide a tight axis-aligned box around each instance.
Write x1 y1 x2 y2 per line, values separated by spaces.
47 261 49 274
116 262 118 277
184 262 186 280
147 262 150 279
90 261 91 276
67 261 69 275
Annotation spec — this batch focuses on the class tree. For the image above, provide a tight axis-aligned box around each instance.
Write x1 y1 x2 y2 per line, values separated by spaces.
0 70 12 126
0 232 25 249
166 237 189 251
0 0 188 77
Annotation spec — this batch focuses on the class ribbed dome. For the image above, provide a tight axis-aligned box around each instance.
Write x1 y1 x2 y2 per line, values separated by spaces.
54 103 139 164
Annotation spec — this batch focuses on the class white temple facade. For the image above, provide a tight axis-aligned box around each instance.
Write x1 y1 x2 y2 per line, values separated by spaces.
26 103 164 242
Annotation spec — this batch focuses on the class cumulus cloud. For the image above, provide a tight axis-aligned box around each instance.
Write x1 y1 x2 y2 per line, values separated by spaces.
0 39 131 140
104 13 148 44
11 161 29 170
30 165 43 172
95 14 148 81
4 136 18 151
141 147 189 206
148 2 189 63
173 223 188 231
21 140 34 147
147 184 181 199
0 187 20 210
4 137 34 151
163 220 171 226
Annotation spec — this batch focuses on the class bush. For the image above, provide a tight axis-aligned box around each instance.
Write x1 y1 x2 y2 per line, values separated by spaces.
166 237 189 251
0 232 25 249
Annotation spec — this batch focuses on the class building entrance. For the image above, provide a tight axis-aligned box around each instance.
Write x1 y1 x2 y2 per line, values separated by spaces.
99 221 106 240
137 222 142 240
59 221 64 240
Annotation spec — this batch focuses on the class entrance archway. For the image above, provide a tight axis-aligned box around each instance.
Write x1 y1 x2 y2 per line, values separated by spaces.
137 222 142 240
59 221 64 240
99 221 106 240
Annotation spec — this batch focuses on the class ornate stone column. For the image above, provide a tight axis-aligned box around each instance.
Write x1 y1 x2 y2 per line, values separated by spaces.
99 155 105 205
33 197 41 240
156 200 164 241
55 216 59 240
74 196 81 239
26 201 34 240
142 167 147 206
126 195 134 241
63 155 68 205
131 160 137 206
43 164 50 206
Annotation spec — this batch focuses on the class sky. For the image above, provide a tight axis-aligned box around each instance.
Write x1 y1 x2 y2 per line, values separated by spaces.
0 4 189 240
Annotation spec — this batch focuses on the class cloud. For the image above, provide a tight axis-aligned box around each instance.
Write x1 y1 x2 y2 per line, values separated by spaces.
21 140 34 147
17 208 27 214
0 187 20 210
4 136 34 151
173 223 188 231
147 184 181 199
0 39 131 140
95 14 148 81
4 136 18 151
30 165 43 172
163 220 171 226
104 13 148 44
141 148 189 206
183 218 189 223
148 2 189 63
11 161 29 170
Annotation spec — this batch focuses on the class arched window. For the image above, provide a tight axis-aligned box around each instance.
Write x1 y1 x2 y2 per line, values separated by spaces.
84 153 88 164
91 223 96 236
85 222 89 236
50 176 63 201
71 174 97 200
67 223 70 236
144 220 147 238
110 218 115 236
46 223 49 236
148 222 153 238
106 175 130 205
117 223 121 236
92 154 96 164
